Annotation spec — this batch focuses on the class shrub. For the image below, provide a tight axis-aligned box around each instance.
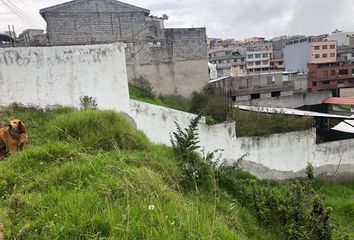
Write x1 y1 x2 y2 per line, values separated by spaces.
48 110 149 151
80 96 98 110
306 162 315 180
170 115 216 191
191 85 228 123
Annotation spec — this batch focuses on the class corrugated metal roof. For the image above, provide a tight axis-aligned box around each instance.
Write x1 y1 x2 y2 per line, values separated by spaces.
236 105 354 119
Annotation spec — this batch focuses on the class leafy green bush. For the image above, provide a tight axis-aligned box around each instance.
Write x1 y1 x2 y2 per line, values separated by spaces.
48 110 150 151
80 96 98 110
191 85 228 123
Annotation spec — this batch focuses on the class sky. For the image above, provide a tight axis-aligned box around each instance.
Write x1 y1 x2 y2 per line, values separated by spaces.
1 0 354 40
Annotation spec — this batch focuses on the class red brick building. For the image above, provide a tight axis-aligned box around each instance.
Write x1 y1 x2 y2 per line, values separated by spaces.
308 62 354 95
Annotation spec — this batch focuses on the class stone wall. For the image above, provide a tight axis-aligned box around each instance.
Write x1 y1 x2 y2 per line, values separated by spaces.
0 42 130 112
129 100 354 181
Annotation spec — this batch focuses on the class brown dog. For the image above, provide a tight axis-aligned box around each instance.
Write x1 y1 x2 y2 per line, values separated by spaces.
0 119 28 158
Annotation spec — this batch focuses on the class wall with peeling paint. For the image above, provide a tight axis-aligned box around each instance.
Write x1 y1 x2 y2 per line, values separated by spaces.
0 42 130 112
130 100 354 180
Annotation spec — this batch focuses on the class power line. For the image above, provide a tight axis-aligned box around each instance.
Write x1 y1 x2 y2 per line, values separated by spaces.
6 0 43 27
0 0 42 29
8 0 43 26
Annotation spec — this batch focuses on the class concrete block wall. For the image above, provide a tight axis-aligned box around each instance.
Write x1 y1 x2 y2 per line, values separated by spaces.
42 0 209 97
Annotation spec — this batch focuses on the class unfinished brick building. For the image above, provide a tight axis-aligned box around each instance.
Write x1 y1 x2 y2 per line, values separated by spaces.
40 0 208 97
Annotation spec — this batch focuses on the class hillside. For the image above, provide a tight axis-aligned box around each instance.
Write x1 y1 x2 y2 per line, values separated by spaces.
0 105 352 239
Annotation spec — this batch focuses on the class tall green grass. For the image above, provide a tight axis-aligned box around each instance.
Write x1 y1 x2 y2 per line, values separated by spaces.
48 110 150 151
0 107 352 239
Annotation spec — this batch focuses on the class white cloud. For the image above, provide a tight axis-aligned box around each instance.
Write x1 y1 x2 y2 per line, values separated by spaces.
1 0 353 39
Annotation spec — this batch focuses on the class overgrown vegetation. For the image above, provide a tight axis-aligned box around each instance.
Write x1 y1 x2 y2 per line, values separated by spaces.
80 96 98 110
234 108 313 137
129 81 227 123
129 81 313 137
191 85 228 124
0 106 351 239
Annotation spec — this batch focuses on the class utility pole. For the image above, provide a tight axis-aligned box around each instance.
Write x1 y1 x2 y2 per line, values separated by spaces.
12 25 17 47
8 24 13 47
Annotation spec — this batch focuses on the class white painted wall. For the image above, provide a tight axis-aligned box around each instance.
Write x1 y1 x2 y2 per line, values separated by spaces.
130 100 354 180
0 42 130 113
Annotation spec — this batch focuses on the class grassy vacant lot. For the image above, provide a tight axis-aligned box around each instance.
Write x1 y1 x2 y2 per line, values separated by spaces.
129 83 313 136
234 108 313 137
0 106 352 239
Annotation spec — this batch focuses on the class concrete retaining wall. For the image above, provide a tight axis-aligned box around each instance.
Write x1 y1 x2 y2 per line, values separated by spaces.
0 42 130 112
130 100 354 180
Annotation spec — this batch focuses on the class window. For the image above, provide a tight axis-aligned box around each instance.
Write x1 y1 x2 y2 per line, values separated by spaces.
339 69 348 75
315 54 320 58
330 45 336 49
218 60 222 64
330 70 336 76
255 61 261 65
349 79 354 83
271 91 281 97
323 71 328 77
251 93 260 99
233 59 237 63
262 61 269 65
330 53 336 58
240 65 244 69
338 79 344 84
255 54 261 58
262 53 268 58
247 54 254 59
322 80 330 84
312 81 317 86
352 69 354 74
267 76 275 84
314 46 320 50
322 45 328 50
322 53 328 58
247 62 254 66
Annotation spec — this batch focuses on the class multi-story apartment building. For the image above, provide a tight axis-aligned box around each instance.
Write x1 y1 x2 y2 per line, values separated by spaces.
246 50 273 72
271 35 306 71
284 36 337 73
208 48 246 77
18 29 47 46
210 39 241 50
308 62 354 95
326 30 354 47
245 42 274 72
